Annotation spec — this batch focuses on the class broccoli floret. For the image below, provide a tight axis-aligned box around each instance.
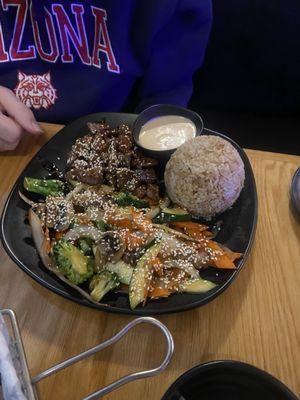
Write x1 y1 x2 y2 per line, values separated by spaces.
68 219 76 229
77 238 94 256
53 240 93 285
89 270 120 302
24 177 66 197
92 220 110 231
116 192 148 209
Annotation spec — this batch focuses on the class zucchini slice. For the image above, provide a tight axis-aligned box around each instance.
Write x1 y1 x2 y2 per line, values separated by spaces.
129 243 161 309
180 278 216 293
153 207 191 223
116 192 148 209
105 261 133 285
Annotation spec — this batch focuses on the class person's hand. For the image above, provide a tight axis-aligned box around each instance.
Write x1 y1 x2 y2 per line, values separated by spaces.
0 86 43 151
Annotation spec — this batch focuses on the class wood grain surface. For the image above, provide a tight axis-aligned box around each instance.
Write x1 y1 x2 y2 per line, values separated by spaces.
0 123 299 400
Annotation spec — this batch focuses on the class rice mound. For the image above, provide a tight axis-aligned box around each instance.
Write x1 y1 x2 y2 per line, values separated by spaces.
164 135 245 218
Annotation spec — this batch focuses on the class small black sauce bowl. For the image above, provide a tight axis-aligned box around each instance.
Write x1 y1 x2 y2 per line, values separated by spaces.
132 104 204 161
161 360 299 400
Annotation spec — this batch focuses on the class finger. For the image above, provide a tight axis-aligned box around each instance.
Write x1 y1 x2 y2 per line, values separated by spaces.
0 137 20 151
0 86 43 134
0 112 24 143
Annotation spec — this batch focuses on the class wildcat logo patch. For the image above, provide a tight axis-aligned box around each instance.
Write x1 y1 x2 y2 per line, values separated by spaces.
14 71 57 110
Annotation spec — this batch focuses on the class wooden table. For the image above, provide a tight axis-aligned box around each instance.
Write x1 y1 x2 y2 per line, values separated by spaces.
0 123 299 400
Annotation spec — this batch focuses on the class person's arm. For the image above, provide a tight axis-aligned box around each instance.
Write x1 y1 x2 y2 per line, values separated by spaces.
136 0 212 112
0 87 42 151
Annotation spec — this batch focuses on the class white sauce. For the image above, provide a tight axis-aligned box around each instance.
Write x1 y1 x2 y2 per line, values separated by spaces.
139 115 196 151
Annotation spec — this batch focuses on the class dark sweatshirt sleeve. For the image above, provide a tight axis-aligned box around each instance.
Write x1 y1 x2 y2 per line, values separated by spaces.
135 0 212 112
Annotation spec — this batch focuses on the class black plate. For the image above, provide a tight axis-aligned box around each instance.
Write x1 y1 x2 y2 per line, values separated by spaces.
161 360 299 400
0 114 257 315
291 167 300 215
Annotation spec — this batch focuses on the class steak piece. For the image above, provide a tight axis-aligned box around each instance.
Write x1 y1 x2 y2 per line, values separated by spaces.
87 121 111 137
116 133 133 154
116 168 136 190
134 185 147 199
135 168 157 183
65 159 104 185
66 134 94 167
146 183 160 203
117 153 131 169
131 154 158 168
93 134 109 153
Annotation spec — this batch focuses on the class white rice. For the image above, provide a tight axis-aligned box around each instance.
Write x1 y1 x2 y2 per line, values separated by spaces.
164 135 245 218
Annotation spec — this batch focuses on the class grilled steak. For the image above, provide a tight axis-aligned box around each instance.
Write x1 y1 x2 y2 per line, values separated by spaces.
65 121 160 203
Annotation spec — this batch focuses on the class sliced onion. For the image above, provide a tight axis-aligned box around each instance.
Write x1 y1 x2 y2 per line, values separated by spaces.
92 184 114 194
109 234 126 263
19 190 37 207
29 209 53 268
85 206 104 220
163 260 200 279
159 196 171 209
94 244 108 272
144 206 160 220
157 231 180 251
66 183 87 200
63 224 105 242
154 224 199 242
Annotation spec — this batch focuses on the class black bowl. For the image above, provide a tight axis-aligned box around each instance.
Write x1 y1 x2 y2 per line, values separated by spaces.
132 104 204 160
162 360 299 400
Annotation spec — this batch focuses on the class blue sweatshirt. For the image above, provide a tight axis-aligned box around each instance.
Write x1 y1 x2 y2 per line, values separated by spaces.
0 0 212 123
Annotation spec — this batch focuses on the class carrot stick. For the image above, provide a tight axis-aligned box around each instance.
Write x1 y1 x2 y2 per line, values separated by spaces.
149 257 164 276
131 208 152 232
184 227 206 240
149 287 171 298
171 221 209 231
106 215 132 229
213 254 237 269
54 231 65 241
124 231 145 250
206 240 242 269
